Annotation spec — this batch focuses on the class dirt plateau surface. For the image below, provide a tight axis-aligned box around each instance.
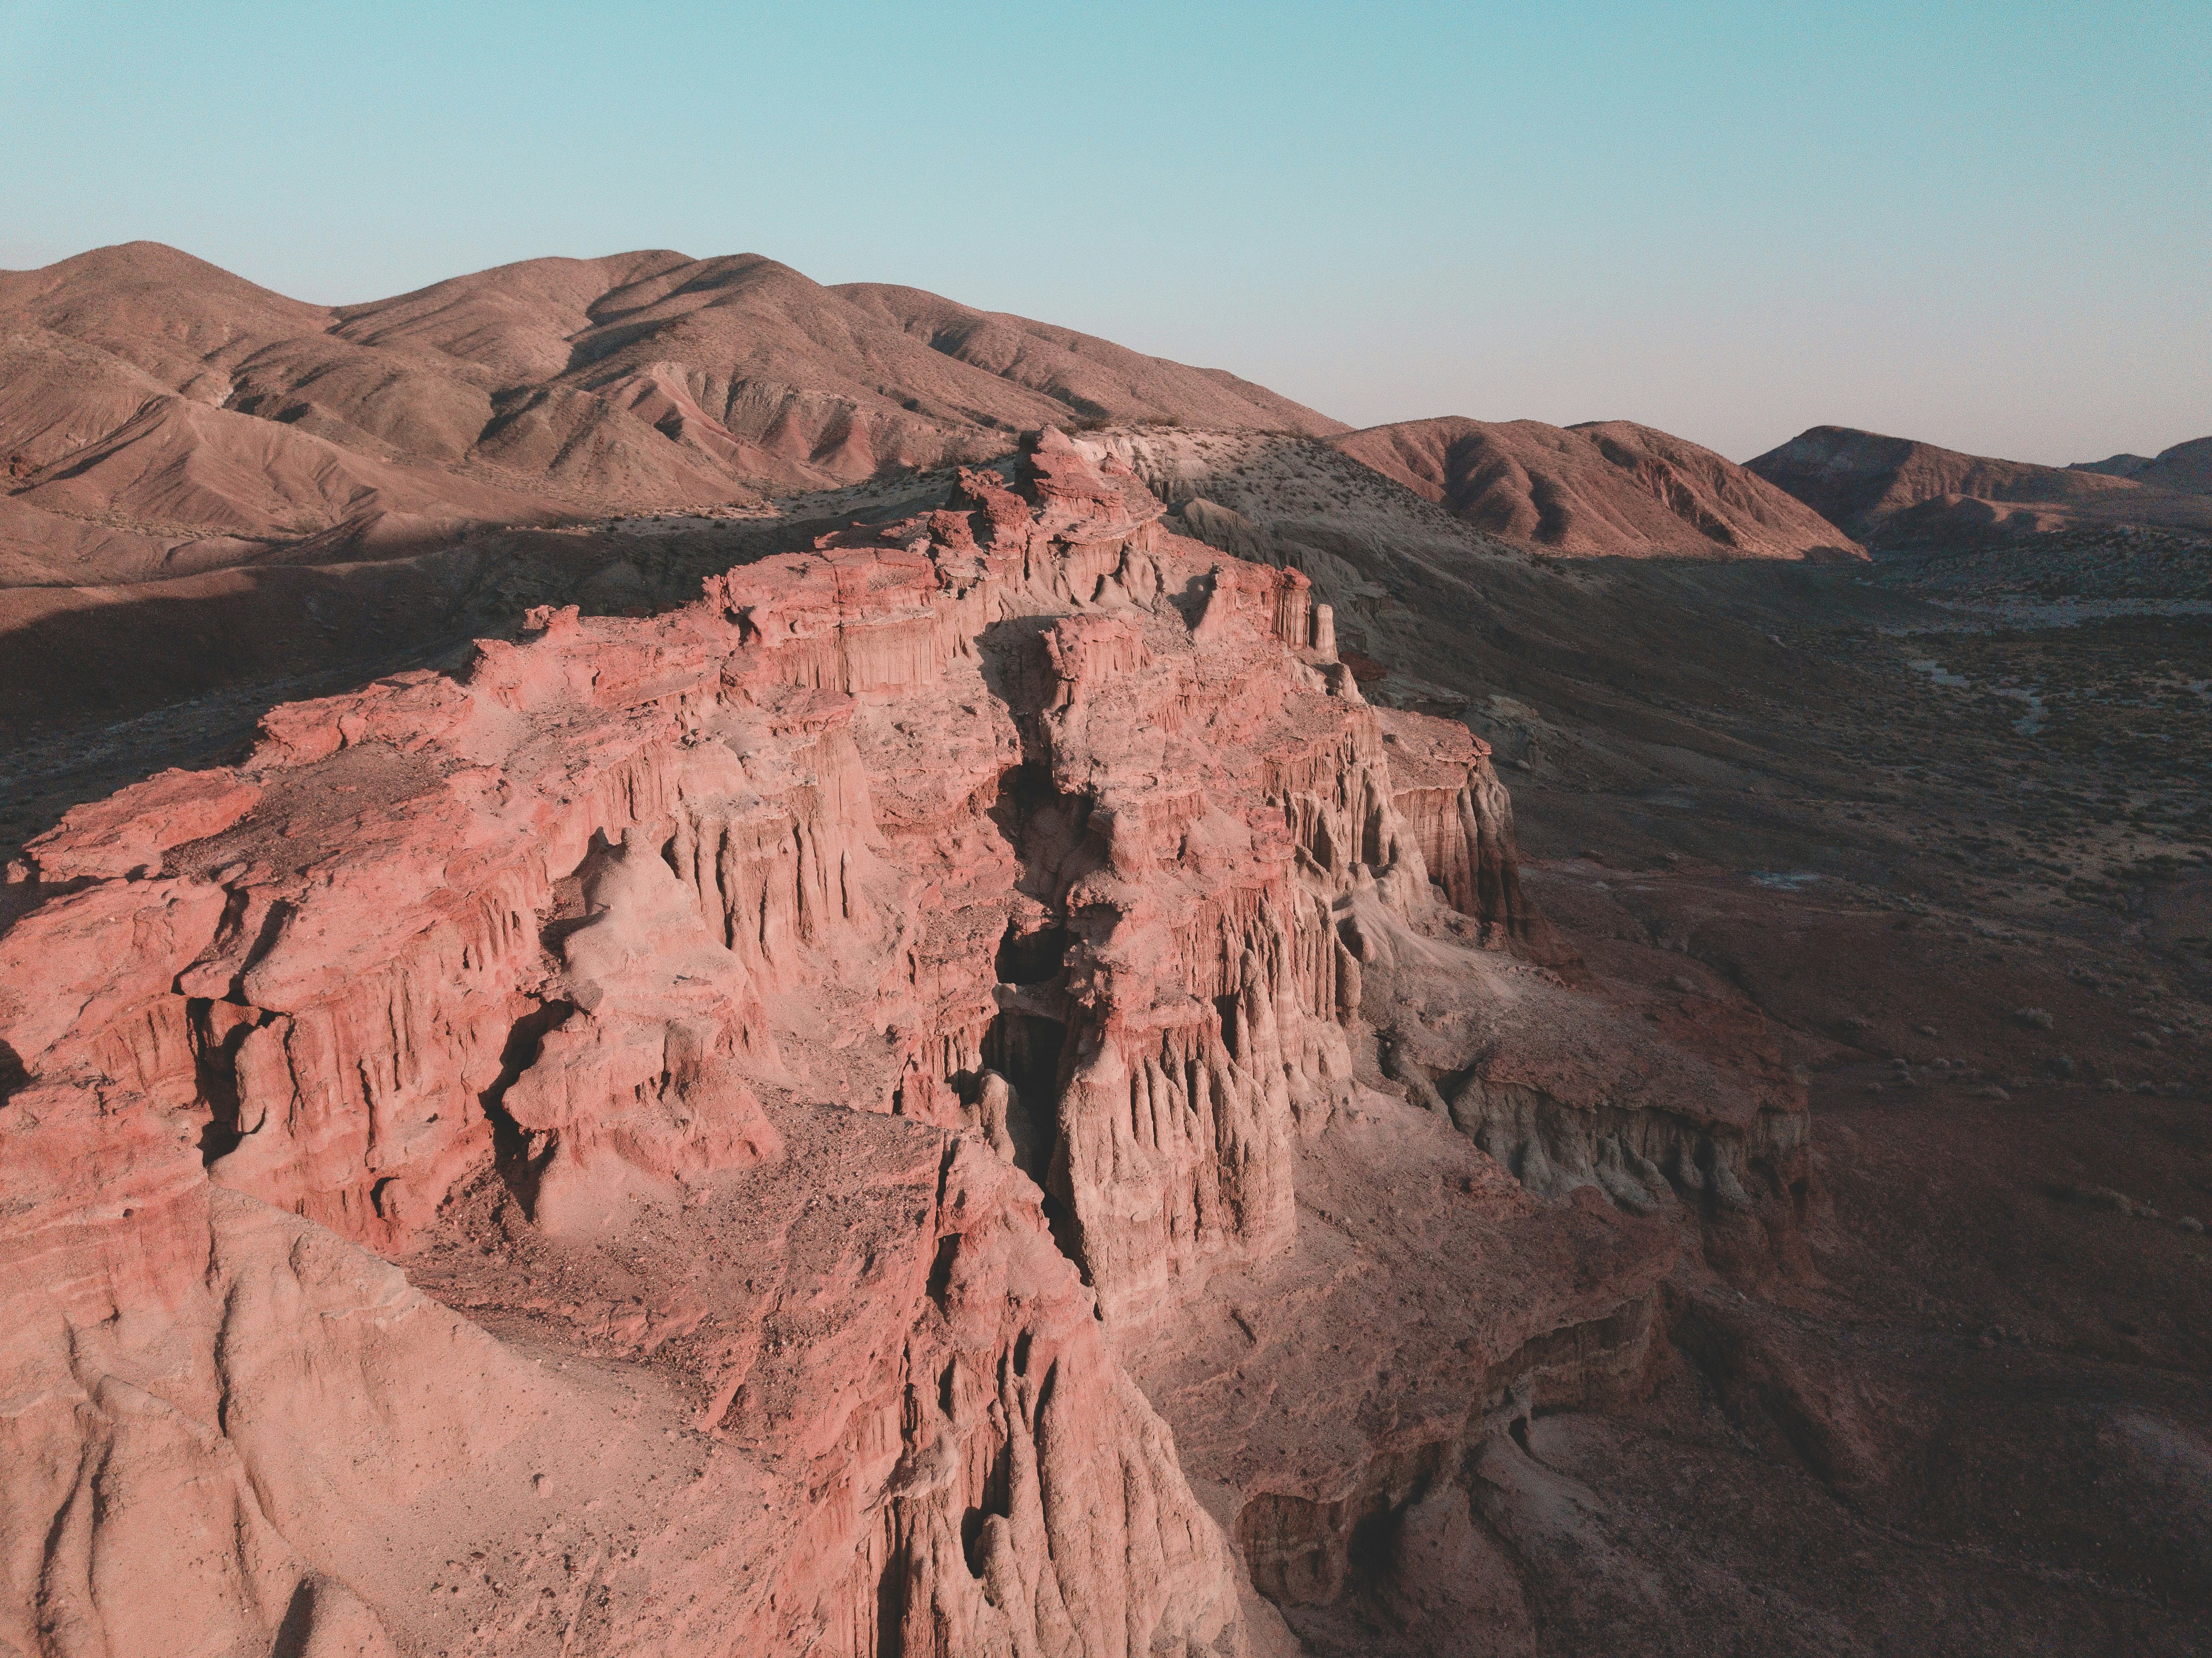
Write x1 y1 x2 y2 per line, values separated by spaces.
1 430 2206 1658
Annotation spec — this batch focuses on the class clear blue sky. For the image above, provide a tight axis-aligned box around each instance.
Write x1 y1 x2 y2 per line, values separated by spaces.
2 1 2205 463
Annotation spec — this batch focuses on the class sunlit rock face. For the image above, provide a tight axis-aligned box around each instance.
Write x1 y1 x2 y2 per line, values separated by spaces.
0 428 1803 1657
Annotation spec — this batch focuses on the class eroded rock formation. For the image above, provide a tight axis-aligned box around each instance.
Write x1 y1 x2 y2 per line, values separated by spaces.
0 428 1809 1656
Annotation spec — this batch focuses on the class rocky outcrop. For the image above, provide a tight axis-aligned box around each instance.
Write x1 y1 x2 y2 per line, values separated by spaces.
0 426 1808 1655
0 1071 1251 1657
501 827 784 1235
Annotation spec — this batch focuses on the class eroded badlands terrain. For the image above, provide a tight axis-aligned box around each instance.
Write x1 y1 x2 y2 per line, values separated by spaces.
2 431 1821 1657
2 243 2209 1658
2 423 2209 1657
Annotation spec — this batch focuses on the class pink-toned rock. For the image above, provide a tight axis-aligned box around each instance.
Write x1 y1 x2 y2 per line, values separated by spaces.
504 827 782 1234
0 875 225 1081
0 425 1800 1655
21 766 261 879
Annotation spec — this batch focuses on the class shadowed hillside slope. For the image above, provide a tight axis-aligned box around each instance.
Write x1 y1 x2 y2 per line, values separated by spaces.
2137 435 2212 494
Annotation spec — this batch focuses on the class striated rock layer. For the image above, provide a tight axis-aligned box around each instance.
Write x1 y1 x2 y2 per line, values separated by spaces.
0 430 1805 1656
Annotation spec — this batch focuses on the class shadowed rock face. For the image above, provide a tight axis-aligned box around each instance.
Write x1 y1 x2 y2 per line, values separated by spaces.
2133 435 2212 494
0 429 1814 1656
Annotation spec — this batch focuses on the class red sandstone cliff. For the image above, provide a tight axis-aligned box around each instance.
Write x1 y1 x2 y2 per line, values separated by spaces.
0 430 1806 1656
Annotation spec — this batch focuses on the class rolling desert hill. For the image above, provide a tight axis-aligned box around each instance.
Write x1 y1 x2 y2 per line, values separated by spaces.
2134 434 2212 494
1748 424 2212 546
1330 415 1864 560
2 242 1907 764
2070 451 2157 480
0 241 1343 564
2072 439 2212 490
0 241 1349 739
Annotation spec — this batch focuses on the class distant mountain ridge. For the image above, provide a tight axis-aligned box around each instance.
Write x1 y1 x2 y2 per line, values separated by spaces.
2129 436 2212 495
1747 424 2212 546
0 240 1885 750
0 240 1343 582
1331 416 1863 560
2070 452 2156 480
1 242 1898 592
13 238 2205 755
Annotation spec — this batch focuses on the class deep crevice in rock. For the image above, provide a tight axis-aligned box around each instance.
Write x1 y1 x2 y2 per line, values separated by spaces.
478 997 575 1189
994 918 1068 986
979 1011 1065 1184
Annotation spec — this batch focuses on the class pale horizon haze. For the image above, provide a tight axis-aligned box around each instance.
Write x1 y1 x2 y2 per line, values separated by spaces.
2 0 2204 464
